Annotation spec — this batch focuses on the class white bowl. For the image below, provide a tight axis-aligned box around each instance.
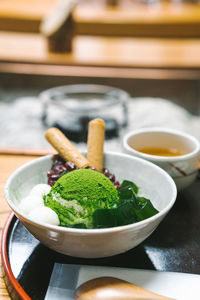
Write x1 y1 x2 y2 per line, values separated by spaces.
5 152 177 258
123 127 200 191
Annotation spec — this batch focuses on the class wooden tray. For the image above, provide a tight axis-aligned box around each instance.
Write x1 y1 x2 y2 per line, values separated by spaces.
1 176 200 299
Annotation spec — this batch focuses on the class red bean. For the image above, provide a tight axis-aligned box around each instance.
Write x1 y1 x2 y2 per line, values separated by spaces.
48 155 120 188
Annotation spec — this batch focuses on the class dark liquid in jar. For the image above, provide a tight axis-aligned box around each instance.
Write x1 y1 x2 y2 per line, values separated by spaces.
135 147 186 157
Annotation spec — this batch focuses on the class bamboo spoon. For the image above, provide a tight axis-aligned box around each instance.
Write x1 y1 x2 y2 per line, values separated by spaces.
74 276 175 300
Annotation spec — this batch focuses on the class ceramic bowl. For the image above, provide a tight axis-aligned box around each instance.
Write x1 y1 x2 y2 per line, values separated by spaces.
5 152 177 258
123 128 200 191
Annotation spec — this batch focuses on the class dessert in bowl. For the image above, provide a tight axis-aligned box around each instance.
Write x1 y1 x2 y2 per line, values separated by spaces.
5 121 177 258
5 152 176 258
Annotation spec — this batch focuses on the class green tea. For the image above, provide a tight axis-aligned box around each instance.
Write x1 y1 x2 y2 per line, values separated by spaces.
135 147 185 157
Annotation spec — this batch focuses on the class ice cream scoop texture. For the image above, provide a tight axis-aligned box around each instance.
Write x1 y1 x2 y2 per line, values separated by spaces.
44 169 119 228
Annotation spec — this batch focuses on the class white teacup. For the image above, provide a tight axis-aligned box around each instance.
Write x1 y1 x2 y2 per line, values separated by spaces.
122 127 200 191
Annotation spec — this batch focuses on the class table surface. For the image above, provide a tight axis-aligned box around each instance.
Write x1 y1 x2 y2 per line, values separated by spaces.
2 32 200 69
2 1 200 80
0 150 200 299
2 32 200 81
1 0 200 36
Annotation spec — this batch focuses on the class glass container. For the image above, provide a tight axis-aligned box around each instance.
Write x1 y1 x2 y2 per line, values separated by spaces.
40 84 129 143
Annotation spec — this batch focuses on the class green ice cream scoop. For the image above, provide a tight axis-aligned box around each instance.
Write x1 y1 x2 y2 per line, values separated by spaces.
44 168 119 228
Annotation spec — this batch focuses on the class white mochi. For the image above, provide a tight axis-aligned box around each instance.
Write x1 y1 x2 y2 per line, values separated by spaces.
28 207 59 226
30 184 51 198
18 195 45 214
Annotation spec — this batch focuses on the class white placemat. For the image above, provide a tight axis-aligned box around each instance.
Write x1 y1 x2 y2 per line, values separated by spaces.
45 263 200 300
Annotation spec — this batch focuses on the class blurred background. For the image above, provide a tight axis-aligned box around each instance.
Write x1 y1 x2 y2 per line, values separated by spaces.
0 0 200 152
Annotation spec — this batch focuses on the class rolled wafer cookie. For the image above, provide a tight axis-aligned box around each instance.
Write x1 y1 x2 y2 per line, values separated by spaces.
45 127 90 168
87 119 105 172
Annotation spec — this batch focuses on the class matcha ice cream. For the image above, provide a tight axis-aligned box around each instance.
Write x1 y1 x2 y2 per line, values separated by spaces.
44 168 119 228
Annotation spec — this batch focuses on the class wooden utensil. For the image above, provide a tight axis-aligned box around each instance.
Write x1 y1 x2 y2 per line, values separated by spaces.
75 276 174 300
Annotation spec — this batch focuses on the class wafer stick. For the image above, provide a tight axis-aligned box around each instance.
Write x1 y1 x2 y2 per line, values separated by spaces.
45 127 90 168
87 119 105 172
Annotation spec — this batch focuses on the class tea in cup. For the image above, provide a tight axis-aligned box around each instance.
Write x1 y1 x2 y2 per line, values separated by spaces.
122 127 200 190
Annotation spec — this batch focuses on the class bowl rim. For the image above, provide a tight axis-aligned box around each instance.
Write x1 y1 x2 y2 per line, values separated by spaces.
123 127 200 162
5 152 177 234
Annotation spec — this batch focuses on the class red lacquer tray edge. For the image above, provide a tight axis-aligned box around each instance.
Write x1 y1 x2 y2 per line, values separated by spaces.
1 212 32 300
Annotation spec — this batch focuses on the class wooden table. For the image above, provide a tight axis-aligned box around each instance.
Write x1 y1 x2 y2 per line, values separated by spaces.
2 32 200 80
1 1 200 80
0 149 55 299
1 0 200 38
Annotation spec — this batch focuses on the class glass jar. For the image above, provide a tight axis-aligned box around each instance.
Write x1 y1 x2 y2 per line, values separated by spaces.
40 84 129 143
